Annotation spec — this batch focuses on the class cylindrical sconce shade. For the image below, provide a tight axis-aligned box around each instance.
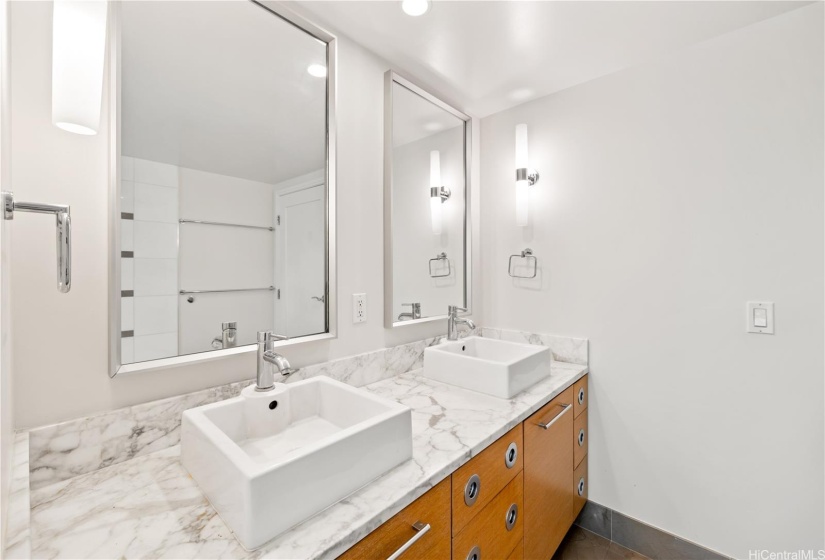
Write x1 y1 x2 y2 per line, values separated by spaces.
430 150 441 187
515 124 530 226
430 150 442 234
52 0 109 135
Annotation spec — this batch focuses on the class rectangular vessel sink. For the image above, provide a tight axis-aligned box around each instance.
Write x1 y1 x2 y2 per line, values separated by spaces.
423 336 552 398
181 376 412 550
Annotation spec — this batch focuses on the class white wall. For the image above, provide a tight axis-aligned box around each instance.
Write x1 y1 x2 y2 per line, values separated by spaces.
9 2 478 429
392 127 465 320
480 5 823 558
0 0 11 548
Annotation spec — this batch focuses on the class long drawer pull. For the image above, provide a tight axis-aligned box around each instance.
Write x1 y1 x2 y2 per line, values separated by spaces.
386 521 430 560
537 403 572 429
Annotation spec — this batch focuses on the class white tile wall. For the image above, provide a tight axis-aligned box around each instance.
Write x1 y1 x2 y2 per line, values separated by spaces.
121 181 135 214
121 220 134 252
134 295 178 335
134 222 177 259
134 259 177 296
134 333 178 362
134 158 179 188
121 338 134 364
134 183 178 223
121 156 135 182
121 257 134 291
121 297 134 331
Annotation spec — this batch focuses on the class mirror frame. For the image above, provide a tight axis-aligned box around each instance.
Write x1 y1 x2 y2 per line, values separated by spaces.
383 71 472 328
108 1 338 377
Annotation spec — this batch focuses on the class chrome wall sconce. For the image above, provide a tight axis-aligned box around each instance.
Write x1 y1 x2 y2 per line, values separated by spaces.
430 150 450 234
515 123 539 226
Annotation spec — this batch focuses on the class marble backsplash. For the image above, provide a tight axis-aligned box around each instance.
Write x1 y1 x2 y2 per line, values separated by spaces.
26 327 586 491
26 335 445 490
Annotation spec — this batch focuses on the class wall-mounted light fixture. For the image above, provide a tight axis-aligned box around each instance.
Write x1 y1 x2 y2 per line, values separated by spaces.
430 150 450 235
515 123 539 226
52 0 109 135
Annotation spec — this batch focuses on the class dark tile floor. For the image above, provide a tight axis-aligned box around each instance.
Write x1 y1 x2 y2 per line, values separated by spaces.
553 526 651 560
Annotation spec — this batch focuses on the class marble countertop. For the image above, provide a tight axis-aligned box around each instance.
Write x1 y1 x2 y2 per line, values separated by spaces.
21 362 588 560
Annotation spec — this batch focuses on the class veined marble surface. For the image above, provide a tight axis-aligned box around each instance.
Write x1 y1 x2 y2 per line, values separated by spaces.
27 335 449 491
481 327 589 365
21 362 587 560
5 432 31 559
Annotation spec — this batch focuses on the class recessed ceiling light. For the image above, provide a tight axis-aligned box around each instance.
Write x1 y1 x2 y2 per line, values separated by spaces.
508 88 534 102
424 122 444 132
402 0 430 17
307 64 327 78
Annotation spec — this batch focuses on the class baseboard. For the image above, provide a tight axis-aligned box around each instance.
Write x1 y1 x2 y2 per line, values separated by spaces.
575 501 731 560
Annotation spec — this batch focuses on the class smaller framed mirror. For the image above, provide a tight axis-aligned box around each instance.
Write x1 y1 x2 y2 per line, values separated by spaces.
384 71 471 327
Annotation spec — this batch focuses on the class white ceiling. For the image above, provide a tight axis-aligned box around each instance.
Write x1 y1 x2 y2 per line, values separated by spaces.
121 1 327 185
290 0 811 117
392 80 464 146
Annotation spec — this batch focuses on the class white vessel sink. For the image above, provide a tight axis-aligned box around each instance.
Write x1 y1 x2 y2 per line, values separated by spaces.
181 376 412 550
423 336 552 398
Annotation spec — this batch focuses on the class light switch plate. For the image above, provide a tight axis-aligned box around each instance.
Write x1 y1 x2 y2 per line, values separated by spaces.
747 301 774 334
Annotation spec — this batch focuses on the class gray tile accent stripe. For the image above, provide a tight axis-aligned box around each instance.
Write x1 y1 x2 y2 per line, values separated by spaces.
575 501 729 560
121 330 134 338
121 290 134 297
121 251 134 258
121 212 134 220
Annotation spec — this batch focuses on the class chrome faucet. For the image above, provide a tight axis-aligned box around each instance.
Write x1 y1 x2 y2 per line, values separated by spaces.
447 305 475 341
256 331 296 391
212 321 237 349
398 302 421 321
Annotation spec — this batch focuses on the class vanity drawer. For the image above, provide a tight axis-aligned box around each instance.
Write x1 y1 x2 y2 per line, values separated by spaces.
452 471 524 560
506 540 524 560
523 385 576 560
338 477 451 560
573 459 588 518
574 411 588 468
452 423 523 535
573 375 588 418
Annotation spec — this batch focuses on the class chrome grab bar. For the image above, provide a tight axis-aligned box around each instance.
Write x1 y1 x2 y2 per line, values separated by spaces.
2 191 71 293
179 218 273 232
180 286 275 295
537 403 572 429
386 522 430 560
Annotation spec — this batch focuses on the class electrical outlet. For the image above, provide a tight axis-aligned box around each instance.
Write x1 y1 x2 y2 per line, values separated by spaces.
353 293 366 323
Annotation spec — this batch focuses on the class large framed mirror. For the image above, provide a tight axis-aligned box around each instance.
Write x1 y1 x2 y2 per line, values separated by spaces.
109 1 336 376
384 71 471 327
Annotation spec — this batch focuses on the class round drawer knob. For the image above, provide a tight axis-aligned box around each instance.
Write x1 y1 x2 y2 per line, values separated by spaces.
464 474 481 506
578 429 586 447
505 503 518 531
504 442 518 469
467 545 481 560
578 477 586 496
578 387 585 405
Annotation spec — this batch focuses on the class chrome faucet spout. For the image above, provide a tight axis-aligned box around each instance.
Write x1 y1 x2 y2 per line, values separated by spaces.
446 305 475 341
256 331 292 391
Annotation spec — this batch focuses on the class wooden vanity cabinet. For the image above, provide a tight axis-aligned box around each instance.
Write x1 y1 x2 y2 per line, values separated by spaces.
523 385 576 559
338 478 451 560
338 375 588 560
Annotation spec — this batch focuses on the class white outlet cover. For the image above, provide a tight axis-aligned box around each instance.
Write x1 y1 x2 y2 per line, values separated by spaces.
353 293 366 324
746 301 774 334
